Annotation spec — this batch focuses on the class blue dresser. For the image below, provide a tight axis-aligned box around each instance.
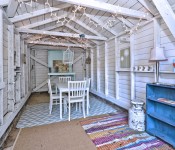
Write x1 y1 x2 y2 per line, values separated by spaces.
146 83 175 147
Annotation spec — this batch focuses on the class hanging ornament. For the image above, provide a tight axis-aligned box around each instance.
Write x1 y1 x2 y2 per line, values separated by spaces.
63 47 74 64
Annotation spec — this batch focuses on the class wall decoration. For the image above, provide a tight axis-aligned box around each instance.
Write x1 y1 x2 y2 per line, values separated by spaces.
120 48 130 68
53 60 69 73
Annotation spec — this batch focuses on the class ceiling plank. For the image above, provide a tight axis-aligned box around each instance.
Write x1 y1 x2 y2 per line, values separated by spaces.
19 14 66 29
10 3 71 23
27 41 92 48
0 0 9 6
6 0 18 17
67 15 104 37
56 0 150 19
138 0 157 15
152 0 175 38
17 28 107 40
85 14 118 35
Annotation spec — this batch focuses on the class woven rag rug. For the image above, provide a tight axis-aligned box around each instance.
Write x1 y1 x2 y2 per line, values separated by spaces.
80 112 174 150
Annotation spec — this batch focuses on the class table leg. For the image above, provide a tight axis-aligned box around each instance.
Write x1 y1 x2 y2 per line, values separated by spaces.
60 90 62 119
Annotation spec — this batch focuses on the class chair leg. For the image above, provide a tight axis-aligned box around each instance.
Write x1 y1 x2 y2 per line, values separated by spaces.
82 101 85 118
49 98 53 114
68 102 71 121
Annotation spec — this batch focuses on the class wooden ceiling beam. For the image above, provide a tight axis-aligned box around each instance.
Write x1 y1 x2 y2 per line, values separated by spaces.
56 0 151 19
19 14 66 29
152 0 175 38
85 14 118 35
6 0 18 17
27 41 92 48
10 3 71 23
138 0 157 15
17 28 107 40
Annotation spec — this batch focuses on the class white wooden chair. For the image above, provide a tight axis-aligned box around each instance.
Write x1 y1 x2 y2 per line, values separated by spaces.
55 76 72 94
64 81 86 121
58 76 72 83
48 79 61 114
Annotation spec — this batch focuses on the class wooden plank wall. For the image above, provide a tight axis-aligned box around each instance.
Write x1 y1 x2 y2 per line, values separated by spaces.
31 48 85 92
91 19 175 109
3 20 8 116
73 49 84 80
92 47 97 91
134 22 155 102
0 11 31 138
160 19 175 83
99 43 105 94
107 39 116 98
35 49 48 92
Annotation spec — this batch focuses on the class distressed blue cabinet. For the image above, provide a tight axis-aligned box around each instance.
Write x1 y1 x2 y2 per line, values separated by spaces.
146 83 175 147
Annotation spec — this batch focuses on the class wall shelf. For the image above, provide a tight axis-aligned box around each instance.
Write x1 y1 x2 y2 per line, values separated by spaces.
146 83 175 147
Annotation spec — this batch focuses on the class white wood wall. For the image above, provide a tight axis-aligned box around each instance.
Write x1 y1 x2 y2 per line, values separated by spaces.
0 9 31 138
31 48 85 92
90 18 175 109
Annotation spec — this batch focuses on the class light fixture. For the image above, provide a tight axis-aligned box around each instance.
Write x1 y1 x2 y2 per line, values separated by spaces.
149 47 167 84
63 47 74 65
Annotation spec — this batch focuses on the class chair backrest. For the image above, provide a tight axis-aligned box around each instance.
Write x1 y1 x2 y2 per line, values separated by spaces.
85 78 91 89
48 79 52 96
58 76 72 83
68 81 86 101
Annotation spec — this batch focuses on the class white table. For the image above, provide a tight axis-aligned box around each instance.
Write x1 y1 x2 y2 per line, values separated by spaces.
57 83 89 119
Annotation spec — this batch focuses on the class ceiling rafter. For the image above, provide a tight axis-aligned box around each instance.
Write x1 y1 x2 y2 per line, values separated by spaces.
85 14 118 35
27 41 92 48
17 28 107 40
10 3 71 23
56 0 151 19
138 0 157 15
6 0 18 17
19 14 67 29
152 0 175 38
117 17 133 28
67 14 104 37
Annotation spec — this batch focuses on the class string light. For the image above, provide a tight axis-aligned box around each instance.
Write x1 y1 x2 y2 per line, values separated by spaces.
18 0 149 38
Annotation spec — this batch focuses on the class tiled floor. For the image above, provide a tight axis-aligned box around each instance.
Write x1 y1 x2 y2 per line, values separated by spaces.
16 94 120 128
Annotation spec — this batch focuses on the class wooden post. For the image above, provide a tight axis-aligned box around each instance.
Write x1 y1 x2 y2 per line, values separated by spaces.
130 34 135 100
97 45 100 92
21 39 25 98
15 34 21 104
90 49 94 89
105 42 108 96
115 37 119 99
7 25 15 112
0 8 4 125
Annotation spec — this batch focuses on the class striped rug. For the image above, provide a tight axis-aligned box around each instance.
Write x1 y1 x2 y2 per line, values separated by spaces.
80 112 174 150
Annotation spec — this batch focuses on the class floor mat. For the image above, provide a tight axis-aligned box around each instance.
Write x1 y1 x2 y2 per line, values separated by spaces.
17 95 120 128
80 112 174 150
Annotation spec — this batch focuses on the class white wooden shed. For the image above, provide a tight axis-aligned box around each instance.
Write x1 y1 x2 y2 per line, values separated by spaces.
0 0 175 149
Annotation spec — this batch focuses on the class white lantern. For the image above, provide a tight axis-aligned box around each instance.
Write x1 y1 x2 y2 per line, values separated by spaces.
63 47 74 65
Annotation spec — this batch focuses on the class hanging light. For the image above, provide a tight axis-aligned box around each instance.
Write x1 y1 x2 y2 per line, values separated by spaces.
63 47 74 65
85 53 91 64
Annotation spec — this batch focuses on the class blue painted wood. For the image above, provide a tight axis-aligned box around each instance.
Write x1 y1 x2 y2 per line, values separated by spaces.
146 83 175 147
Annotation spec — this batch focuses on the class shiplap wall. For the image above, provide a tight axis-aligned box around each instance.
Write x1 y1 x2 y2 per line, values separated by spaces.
90 20 175 109
3 21 8 116
32 48 84 92
117 40 131 103
92 47 97 91
73 49 84 81
35 49 48 92
134 22 155 102
107 39 116 98
99 43 105 94
160 19 175 83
